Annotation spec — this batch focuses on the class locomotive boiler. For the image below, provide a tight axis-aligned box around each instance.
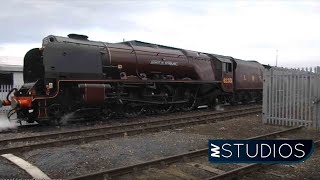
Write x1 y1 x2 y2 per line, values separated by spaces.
0 34 264 124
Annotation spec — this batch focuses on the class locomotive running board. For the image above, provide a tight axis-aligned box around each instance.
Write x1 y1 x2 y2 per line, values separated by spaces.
121 98 188 104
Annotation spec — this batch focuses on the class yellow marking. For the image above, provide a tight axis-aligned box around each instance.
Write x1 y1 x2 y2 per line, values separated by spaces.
223 78 233 84
1 153 51 179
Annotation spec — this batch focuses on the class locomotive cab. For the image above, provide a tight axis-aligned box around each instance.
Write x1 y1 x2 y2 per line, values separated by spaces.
211 55 234 93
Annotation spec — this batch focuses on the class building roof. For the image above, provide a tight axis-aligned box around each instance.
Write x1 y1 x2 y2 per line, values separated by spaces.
0 64 23 72
0 56 23 72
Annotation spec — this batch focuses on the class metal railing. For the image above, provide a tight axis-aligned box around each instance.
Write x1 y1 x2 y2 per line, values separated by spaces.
263 66 320 129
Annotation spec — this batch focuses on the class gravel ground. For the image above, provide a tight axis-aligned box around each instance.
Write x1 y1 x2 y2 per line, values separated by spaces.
0 112 318 179
137 117 320 180
180 114 288 138
19 131 210 178
0 157 31 178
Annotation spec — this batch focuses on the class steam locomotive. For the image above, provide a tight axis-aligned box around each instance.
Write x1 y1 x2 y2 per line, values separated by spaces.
0 34 264 124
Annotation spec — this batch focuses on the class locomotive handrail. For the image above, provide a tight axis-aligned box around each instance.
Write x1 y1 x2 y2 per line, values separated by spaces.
111 46 185 58
100 41 112 65
113 46 207 59
32 79 222 101
126 41 142 79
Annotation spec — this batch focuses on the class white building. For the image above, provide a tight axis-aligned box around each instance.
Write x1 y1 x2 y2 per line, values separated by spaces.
0 64 23 86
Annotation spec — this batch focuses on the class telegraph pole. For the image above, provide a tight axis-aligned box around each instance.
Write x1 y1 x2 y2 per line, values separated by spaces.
276 49 278 67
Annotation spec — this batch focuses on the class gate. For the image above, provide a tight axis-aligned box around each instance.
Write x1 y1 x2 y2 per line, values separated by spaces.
262 67 320 129
0 84 20 116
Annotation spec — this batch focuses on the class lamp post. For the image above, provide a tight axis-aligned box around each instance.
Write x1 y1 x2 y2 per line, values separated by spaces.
276 49 278 67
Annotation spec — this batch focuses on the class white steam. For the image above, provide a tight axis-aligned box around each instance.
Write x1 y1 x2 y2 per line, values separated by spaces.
215 105 225 111
0 115 18 132
60 112 75 125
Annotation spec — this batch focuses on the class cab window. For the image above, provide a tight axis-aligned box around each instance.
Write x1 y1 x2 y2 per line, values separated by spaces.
222 63 232 73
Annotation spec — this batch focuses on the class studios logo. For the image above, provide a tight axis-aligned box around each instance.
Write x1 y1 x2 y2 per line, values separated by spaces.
208 140 314 163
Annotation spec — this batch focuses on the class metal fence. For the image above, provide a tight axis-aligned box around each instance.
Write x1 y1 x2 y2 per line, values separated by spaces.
0 84 20 116
263 67 320 129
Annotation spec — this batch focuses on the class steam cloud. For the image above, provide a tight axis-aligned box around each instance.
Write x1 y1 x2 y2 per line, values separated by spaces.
0 115 18 132
60 112 75 125
215 105 225 111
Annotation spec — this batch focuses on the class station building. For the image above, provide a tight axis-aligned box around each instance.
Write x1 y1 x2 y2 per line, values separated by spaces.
0 64 23 87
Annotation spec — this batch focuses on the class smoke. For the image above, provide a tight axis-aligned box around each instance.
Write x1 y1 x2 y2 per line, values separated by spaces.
59 112 75 125
0 115 18 132
197 105 208 109
215 105 225 111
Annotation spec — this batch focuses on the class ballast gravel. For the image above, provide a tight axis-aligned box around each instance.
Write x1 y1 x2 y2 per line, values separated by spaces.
0 113 318 179
0 156 31 178
17 114 281 178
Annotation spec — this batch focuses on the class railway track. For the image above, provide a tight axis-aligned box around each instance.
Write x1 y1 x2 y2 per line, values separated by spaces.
68 126 306 180
0 105 261 154
2 104 253 133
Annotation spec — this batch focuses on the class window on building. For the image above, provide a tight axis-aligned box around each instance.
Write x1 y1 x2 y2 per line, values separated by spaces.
0 73 13 85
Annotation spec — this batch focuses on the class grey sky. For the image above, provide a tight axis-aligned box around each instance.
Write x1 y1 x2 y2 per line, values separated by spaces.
0 0 319 67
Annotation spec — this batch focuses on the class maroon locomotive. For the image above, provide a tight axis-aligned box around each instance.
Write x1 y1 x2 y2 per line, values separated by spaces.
0 34 264 124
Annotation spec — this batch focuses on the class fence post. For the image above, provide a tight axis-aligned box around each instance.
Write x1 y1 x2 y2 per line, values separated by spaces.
262 68 268 124
316 67 320 129
285 69 289 126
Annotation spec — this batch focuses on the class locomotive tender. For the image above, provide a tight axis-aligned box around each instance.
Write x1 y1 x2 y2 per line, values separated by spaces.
0 34 264 124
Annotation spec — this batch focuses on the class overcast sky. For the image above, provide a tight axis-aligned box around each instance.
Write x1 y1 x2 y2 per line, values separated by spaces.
0 0 319 67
